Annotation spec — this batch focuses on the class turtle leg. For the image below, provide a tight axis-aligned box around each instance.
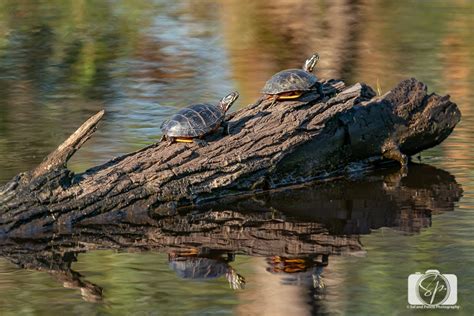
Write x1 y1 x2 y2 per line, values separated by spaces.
160 135 174 146
317 82 325 98
194 138 208 147
270 95 278 106
221 121 229 136
162 136 175 146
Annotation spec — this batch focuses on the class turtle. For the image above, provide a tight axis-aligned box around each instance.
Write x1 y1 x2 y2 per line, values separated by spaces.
160 91 239 145
261 53 323 101
267 254 328 290
168 252 246 290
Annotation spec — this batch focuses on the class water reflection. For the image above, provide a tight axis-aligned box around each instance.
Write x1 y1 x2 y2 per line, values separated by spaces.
267 254 328 291
0 164 462 304
169 250 246 290
6 251 103 303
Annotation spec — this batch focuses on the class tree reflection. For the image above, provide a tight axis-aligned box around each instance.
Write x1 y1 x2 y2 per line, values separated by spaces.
6 251 102 303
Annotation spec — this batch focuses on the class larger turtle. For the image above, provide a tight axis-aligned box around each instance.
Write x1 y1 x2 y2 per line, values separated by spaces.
262 53 323 101
267 255 328 290
160 91 239 145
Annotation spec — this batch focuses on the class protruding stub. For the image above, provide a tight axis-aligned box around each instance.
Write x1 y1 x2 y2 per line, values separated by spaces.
31 110 105 179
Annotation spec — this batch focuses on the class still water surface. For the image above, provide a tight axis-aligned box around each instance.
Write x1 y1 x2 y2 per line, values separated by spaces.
0 0 473 315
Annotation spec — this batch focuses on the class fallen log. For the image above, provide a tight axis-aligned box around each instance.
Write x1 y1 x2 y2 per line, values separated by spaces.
0 78 461 236
0 164 462 258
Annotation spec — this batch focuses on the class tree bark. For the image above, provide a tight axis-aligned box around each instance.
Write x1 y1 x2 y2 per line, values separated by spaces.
0 78 461 236
0 163 462 258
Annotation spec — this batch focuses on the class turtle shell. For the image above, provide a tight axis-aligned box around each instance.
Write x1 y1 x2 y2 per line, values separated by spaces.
261 69 318 95
161 103 224 138
169 258 228 279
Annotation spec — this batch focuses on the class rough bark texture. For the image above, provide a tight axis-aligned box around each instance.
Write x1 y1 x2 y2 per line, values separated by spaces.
0 164 462 256
0 78 461 237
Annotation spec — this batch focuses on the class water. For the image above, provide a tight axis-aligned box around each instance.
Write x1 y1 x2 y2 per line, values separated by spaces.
0 0 473 314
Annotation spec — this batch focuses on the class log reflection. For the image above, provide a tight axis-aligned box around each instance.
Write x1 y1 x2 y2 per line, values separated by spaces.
0 163 462 301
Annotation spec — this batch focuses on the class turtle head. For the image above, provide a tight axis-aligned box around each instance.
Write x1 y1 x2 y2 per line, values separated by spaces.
303 53 320 73
218 91 239 113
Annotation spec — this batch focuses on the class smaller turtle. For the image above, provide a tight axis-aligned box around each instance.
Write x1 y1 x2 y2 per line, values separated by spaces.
160 91 239 145
261 53 323 101
168 251 246 290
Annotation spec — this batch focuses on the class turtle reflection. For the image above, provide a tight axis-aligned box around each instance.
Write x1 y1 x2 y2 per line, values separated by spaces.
168 249 245 290
267 254 329 291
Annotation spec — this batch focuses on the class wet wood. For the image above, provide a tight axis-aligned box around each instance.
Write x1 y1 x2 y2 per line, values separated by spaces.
0 78 461 236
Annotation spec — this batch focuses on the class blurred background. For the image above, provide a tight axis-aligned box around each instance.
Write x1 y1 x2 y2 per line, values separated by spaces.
0 0 473 315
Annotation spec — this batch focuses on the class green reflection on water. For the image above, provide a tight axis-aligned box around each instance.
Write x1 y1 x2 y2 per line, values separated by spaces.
0 251 255 315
